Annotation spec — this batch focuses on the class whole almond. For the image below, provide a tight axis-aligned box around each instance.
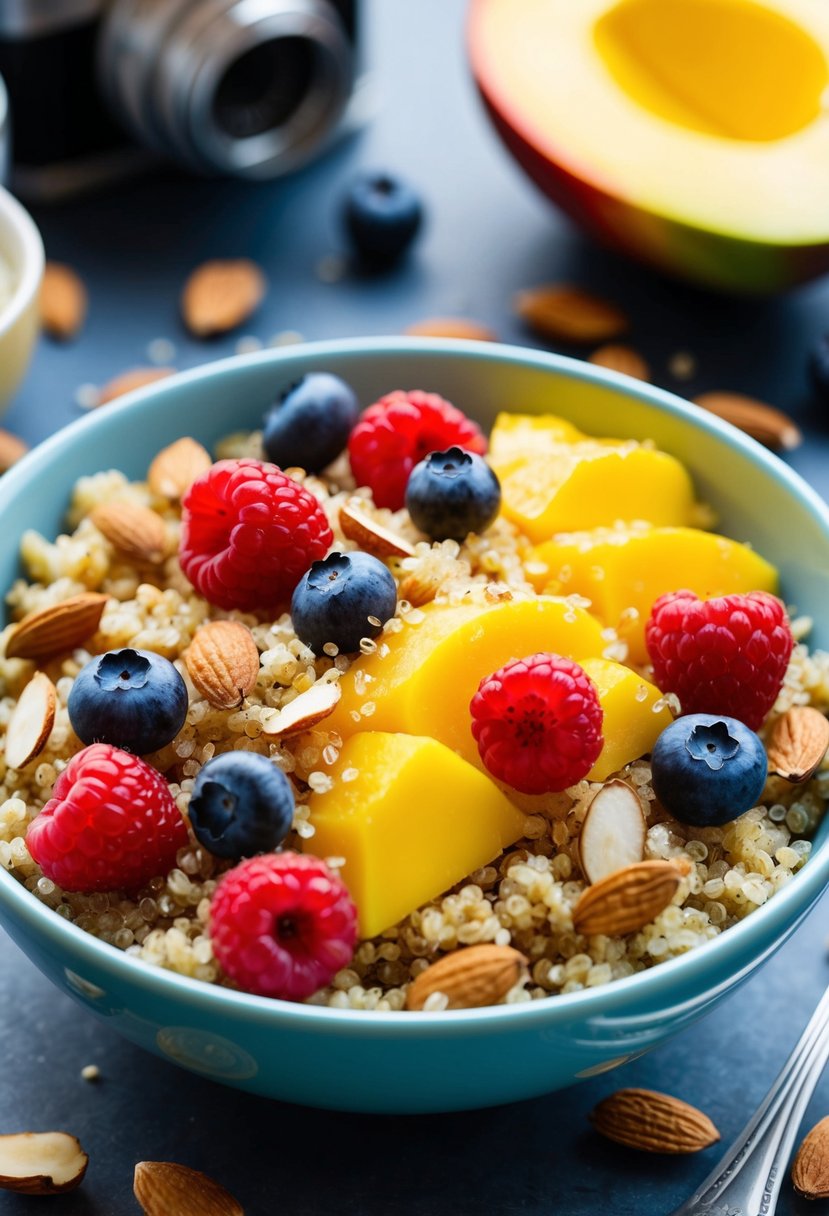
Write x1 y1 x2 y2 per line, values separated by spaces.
6 593 109 660
134 1161 243 1216
148 437 212 500
5 672 56 771
766 706 829 783
792 1115 829 1199
0 1131 88 1194
0 430 28 472
182 259 266 337
98 367 175 406
339 499 416 558
590 1089 720 1154
404 317 497 341
589 344 650 382
90 500 167 563
185 621 260 709
514 284 628 344
405 944 527 1010
40 262 87 340
573 858 689 937
693 391 802 452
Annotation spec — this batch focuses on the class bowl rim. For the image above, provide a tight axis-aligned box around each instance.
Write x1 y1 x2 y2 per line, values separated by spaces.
2 334 829 1032
0 184 44 342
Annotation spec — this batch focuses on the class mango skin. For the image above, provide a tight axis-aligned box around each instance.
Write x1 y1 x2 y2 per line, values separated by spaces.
581 657 673 781
528 524 779 663
306 733 527 939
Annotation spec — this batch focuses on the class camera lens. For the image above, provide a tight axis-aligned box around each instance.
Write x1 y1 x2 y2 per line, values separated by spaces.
213 37 315 140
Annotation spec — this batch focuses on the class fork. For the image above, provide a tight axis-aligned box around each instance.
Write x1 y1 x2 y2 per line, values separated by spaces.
668 982 829 1215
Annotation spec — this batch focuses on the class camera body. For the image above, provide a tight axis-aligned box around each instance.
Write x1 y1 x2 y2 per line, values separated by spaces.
0 0 362 199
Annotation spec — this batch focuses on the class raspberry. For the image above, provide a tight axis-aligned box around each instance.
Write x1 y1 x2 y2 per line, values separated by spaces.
209 852 357 1000
179 458 333 612
347 390 487 510
27 744 187 894
470 653 604 795
645 589 794 730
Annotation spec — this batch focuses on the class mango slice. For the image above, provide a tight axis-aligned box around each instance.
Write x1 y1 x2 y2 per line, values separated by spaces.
527 524 778 663
306 733 527 938
489 411 586 461
581 657 673 781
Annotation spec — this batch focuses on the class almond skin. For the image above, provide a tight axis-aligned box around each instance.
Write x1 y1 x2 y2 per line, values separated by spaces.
589 344 650 382
514 284 628 344
40 263 87 340
148 437 212 500
766 706 829 783
404 317 497 341
6 593 109 661
98 367 175 406
693 391 802 452
181 259 266 337
573 858 689 937
90 500 167 563
185 621 260 710
134 1161 243 1216
792 1115 829 1199
405 944 527 1010
590 1088 720 1154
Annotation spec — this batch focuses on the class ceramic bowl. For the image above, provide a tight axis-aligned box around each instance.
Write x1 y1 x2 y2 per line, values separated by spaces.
1 338 828 1114
0 182 43 410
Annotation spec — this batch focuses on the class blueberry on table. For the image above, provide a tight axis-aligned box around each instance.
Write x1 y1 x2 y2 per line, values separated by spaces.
291 550 398 655
262 372 360 473
405 446 501 542
650 713 768 827
342 171 424 265
68 648 188 755
188 752 295 860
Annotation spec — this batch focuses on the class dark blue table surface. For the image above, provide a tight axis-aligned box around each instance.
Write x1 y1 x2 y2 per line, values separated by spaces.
3 3 829 1213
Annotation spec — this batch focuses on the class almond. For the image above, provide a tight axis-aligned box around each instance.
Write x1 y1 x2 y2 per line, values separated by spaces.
261 680 341 738
590 1088 720 1154
0 430 28 472
0 1131 88 1194
766 706 829 783
693 391 802 452
90 500 167 563
514 284 629 344
6 593 109 661
339 499 417 558
792 1115 829 1199
185 621 260 710
404 317 497 341
40 262 87 340
573 858 690 938
579 780 646 884
397 567 443 608
589 343 650 382
5 672 56 771
134 1161 243 1216
181 259 266 337
98 367 176 406
148 436 212 500
405 944 527 1010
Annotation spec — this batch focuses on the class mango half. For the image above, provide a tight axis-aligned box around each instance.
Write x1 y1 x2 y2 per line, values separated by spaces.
469 0 829 292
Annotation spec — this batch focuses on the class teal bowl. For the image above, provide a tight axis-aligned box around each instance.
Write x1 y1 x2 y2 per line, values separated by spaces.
1 338 829 1114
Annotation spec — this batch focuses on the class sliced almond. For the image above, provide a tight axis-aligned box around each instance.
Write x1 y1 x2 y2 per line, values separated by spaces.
6 593 109 661
693 391 802 452
590 1089 720 1154
573 858 690 938
404 317 497 341
148 436 212 500
98 367 176 406
261 681 341 738
0 430 29 472
792 1115 829 1199
766 705 829 783
185 621 260 710
90 500 167 563
397 567 443 608
0 1131 88 1194
514 284 629 344
340 499 417 558
181 259 266 337
589 344 650 382
405 944 527 1011
5 672 56 771
40 262 87 340
579 780 646 884
134 1161 243 1216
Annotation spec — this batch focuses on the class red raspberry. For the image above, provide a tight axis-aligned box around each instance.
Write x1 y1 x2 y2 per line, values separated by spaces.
645 589 794 730
347 389 487 510
209 852 357 1001
470 653 604 795
27 744 187 894
180 458 333 612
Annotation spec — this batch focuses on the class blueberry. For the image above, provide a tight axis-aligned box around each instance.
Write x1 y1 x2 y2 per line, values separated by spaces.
650 713 768 827
405 447 501 542
291 550 397 655
810 333 829 402
342 171 423 265
263 372 360 473
188 751 295 860
68 648 188 755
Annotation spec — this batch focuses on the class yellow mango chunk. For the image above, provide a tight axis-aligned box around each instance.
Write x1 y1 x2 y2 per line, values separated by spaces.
489 411 586 462
326 595 606 765
307 733 527 938
528 524 778 663
496 442 696 543
581 657 673 782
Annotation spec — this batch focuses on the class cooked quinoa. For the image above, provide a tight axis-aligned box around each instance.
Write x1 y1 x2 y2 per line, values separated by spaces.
1 433 828 1012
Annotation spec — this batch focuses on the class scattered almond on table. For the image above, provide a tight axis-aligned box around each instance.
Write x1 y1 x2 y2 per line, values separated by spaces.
792 1115 829 1199
0 429 28 471
0 1131 88 1194
134 1161 243 1216
40 262 87 341
98 366 176 406
514 284 629 344
589 1088 720 1154
181 259 267 337
589 343 650 381
404 317 497 341
692 391 802 452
